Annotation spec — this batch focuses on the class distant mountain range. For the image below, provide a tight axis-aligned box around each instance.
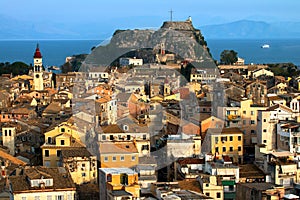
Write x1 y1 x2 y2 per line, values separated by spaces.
1 15 300 40
199 20 300 39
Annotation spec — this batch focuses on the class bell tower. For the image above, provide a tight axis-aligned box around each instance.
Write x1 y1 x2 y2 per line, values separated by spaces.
33 44 44 90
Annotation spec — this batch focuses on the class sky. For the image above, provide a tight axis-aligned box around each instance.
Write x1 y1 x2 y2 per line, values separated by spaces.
1 0 300 39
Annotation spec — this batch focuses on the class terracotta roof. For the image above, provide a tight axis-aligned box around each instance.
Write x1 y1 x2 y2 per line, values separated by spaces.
99 142 138 154
266 104 292 113
208 127 243 135
61 147 93 158
268 95 283 101
177 158 204 165
177 180 202 193
9 166 76 193
43 102 62 114
11 107 35 115
101 124 125 134
239 164 265 178
0 149 26 166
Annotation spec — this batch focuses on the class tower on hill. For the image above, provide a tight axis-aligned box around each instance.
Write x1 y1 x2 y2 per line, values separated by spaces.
33 44 44 91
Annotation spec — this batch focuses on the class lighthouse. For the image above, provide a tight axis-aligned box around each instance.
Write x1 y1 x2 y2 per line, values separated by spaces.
33 44 44 91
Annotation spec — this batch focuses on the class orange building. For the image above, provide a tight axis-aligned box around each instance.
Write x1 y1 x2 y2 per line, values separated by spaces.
99 168 140 199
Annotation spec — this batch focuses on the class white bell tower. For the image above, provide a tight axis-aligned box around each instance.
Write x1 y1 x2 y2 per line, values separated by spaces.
33 44 44 91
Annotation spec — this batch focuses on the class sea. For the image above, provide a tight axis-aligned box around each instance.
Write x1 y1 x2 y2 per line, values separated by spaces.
0 39 300 68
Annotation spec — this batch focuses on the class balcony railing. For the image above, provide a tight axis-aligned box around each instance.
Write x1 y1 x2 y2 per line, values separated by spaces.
226 115 241 121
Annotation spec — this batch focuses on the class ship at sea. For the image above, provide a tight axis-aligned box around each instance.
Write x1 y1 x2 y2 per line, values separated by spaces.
261 44 270 48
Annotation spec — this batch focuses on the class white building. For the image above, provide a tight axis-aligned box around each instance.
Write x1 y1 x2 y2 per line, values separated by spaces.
257 104 294 151
119 57 143 66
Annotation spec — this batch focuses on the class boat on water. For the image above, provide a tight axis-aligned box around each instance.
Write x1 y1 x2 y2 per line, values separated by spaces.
261 44 270 48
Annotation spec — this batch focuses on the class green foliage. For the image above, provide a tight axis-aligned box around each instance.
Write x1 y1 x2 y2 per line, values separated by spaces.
0 61 31 75
220 50 238 65
268 63 300 77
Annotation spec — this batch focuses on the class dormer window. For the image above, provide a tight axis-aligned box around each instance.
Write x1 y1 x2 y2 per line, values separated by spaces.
123 125 128 131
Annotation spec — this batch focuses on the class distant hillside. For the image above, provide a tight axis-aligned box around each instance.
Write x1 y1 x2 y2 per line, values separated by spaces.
200 20 300 39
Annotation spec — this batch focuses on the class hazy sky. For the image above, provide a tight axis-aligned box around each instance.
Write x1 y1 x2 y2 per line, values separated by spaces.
1 0 300 38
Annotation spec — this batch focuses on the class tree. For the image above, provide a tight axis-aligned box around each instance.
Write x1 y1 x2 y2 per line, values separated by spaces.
220 50 238 65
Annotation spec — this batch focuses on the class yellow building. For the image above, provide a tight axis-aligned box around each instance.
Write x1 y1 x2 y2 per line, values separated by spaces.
219 99 266 149
41 122 85 167
99 142 139 168
61 147 97 185
199 175 223 199
99 168 140 199
202 127 243 163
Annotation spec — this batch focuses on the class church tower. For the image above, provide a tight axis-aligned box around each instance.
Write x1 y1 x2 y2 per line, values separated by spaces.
33 44 44 90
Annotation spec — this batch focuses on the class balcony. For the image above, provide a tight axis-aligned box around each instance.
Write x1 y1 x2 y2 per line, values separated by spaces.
226 115 241 121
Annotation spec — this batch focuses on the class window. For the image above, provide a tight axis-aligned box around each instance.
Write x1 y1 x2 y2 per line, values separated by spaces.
230 147 233 152
112 156 116 161
243 111 246 114
9 130 11 136
34 196 40 200
238 146 242 151
143 134 147 140
82 172 86 177
215 137 219 144
56 195 64 200
243 120 246 125
229 136 233 141
250 120 255 124
61 128 65 132
120 156 125 161
251 111 254 116
238 136 242 141
104 157 108 162
120 173 128 185
132 156 136 161
57 150 61 157
47 195 52 200
217 192 221 198
47 137 52 144
221 136 227 142
215 147 219 153
263 129 267 132
251 130 255 134
263 119 267 122
102 135 106 140
22 197 27 200
67 194 72 200
142 145 149 151
4 130 7 136
263 140 267 143
45 150 49 157
110 135 114 140
205 193 210 197
107 174 112 182
127 135 131 140
223 147 226 152
60 140 65 145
